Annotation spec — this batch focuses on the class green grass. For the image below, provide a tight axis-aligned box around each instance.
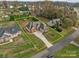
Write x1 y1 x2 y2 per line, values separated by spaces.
0 36 34 57
53 44 79 58
15 15 30 21
14 49 39 58
44 27 63 44
37 17 49 23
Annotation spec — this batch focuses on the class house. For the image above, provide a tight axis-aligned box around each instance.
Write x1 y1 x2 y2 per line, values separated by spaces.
18 6 30 16
26 21 48 33
0 25 21 44
47 18 61 27
48 18 62 32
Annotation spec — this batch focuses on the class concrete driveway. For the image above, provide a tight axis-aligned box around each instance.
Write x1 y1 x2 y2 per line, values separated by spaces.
33 31 53 48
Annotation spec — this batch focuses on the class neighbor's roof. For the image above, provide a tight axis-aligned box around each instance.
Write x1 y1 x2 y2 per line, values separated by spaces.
5 25 20 34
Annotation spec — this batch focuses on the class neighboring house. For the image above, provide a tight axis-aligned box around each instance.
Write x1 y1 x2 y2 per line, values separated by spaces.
26 21 48 33
18 6 30 16
47 19 61 27
0 25 21 44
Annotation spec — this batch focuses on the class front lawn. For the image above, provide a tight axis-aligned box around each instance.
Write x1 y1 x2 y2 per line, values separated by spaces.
53 44 79 58
44 27 63 44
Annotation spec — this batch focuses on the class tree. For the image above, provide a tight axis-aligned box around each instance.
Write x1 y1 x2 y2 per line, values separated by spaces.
33 1 78 29
9 14 15 21
62 18 73 29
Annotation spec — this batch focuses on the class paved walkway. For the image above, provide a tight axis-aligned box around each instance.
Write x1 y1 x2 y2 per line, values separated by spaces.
33 31 53 48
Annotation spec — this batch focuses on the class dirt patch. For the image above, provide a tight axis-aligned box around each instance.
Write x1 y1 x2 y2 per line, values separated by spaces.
19 20 28 27
13 36 26 46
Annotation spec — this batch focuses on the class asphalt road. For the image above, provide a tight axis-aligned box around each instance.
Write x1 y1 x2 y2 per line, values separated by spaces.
32 27 79 58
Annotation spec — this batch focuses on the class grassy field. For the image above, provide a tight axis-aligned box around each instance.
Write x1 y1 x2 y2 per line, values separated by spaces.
53 44 79 58
14 15 30 20
44 27 63 44
0 35 32 57
37 17 49 23
0 21 15 27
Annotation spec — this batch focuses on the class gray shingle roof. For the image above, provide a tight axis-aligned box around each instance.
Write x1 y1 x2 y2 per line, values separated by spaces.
0 25 20 37
26 21 47 32
5 25 20 34
48 19 61 26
